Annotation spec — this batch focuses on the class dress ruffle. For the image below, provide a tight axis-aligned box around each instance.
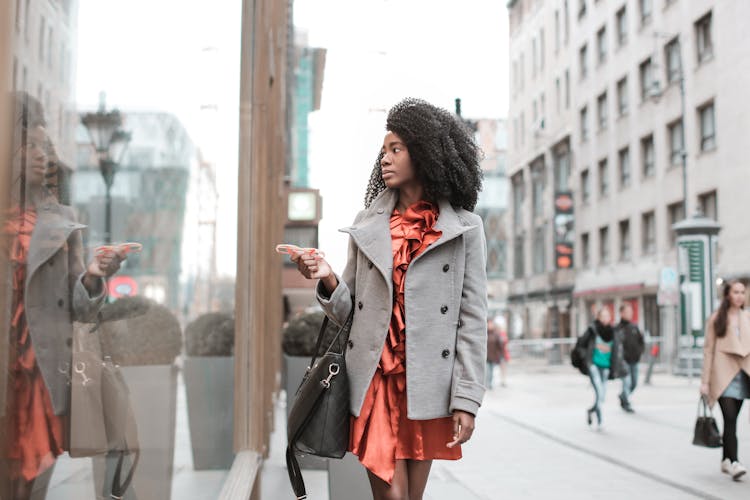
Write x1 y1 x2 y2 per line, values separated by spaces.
349 200 461 484
4 208 65 481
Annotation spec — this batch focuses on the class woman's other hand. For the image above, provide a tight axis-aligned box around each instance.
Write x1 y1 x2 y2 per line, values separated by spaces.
700 383 709 397
447 410 475 448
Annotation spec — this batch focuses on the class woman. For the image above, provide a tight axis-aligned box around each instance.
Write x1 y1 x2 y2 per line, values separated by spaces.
2 92 124 500
292 98 487 500
701 280 750 481
580 307 626 428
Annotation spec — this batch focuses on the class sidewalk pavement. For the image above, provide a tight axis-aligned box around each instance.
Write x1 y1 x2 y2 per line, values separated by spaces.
267 365 750 500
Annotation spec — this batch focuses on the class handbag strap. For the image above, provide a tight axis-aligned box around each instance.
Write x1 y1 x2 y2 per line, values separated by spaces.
307 300 355 371
697 396 713 418
110 450 140 499
286 445 307 499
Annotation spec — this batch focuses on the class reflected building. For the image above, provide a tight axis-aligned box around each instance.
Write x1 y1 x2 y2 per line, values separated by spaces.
10 0 78 163
73 112 195 311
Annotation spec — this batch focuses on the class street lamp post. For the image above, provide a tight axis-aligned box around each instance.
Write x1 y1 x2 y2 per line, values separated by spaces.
81 94 131 244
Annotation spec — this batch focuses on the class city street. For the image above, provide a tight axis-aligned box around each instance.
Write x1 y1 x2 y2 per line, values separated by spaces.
272 365 750 500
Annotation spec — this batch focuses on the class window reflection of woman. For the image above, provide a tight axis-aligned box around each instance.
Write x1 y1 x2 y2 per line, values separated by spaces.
1 92 124 500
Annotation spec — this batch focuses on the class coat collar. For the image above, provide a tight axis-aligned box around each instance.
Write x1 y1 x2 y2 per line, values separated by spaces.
26 201 85 282
339 189 477 284
717 311 750 357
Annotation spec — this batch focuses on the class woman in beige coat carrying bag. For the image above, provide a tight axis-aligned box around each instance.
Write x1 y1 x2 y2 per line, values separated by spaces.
701 279 750 481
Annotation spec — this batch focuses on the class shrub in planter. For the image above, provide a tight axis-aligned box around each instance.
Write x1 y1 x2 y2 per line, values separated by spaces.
183 312 235 470
185 312 234 356
93 296 182 500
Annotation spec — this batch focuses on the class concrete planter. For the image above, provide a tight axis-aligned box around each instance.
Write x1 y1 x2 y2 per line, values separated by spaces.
183 356 235 470
283 353 328 470
94 364 178 500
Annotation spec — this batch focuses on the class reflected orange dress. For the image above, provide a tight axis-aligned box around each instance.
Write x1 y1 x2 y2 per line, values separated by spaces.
4 208 65 481
349 200 461 484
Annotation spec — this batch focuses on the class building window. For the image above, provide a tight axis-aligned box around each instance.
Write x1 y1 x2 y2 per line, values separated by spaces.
24 0 30 41
533 99 538 123
533 226 546 274
12 57 18 91
665 37 682 84
618 147 631 188
641 134 655 178
579 44 588 79
555 10 561 53
617 77 628 116
597 92 608 130
616 6 628 46
555 78 561 113
639 0 652 26
532 37 538 78
520 53 525 90
639 57 654 102
520 112 525 146
554 144 571 191
540 28 545 71
578 0 586 19
619 219 631 261
668 119 684 166
564 70 570 109
642 211 656 255
532 165 545 217
15 0 21 31
698 102 716 151
598 159 609 197
47 27 54 69
667 201 685 247
698 190 718 220
580 106 588 141
597 26 607 64
599 226 610 265
581 168 591 203
513 236 525 278
695 11 713 64
540 93 546 127
581 232 590 268
512 175 524 228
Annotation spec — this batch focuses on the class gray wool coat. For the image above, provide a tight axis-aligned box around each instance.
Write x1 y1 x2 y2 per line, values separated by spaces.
317 189 488 420
0 200 105 417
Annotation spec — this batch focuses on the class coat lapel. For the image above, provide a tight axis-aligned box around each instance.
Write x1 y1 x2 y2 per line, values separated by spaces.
718 313 750 357
412 197 477 264
27 203 85 283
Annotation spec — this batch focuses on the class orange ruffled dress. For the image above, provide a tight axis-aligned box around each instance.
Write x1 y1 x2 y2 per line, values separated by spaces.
4 208 65 482
349 200 461 484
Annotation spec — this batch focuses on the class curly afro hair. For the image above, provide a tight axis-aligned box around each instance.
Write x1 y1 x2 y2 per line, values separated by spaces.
364 98 483 211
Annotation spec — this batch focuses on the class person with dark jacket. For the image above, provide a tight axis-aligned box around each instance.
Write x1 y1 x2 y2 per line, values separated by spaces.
581 307 627 428
617 303 645 413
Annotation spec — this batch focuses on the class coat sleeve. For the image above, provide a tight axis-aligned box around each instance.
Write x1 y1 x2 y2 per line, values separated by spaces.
315 211 365 327
67 226 106 323
701 314 717 387
449 222 488 416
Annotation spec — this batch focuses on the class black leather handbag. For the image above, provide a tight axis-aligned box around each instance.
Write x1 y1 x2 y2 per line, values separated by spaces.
286 307 354 499
693 396 723 448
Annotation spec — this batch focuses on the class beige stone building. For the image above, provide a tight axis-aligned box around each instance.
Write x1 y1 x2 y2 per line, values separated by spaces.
507 0 750 340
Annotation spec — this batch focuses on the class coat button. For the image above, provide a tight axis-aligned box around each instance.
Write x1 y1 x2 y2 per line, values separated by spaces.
457 319 463 328
58 299 64 307
440 305 448 314
368 261 374 269
48 258 54 267
377 208 384 214
358 301 363 310
442 264 450 272
347 340 354 349
441 349 450 359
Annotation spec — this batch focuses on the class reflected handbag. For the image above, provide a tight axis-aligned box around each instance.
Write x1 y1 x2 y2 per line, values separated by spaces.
692 396 723 448
286 306 354 500
69 321 140 498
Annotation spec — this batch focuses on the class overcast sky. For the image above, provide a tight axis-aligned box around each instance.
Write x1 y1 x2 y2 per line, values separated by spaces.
76 0 509 276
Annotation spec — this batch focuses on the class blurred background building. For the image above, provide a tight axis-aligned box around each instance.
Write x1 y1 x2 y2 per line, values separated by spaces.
506 0 750 343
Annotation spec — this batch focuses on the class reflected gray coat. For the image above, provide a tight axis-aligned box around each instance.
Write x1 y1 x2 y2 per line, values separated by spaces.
317 189 488 420
12 201 105 416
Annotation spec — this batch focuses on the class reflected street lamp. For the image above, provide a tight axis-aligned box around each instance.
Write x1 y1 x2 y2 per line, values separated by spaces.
81 93 131 244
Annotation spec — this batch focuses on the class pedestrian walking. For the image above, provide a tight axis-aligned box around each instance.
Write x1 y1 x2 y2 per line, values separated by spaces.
486 318 508 389
579 307 627 428
700 279 750 481
291 98 488 500
617 303 644 413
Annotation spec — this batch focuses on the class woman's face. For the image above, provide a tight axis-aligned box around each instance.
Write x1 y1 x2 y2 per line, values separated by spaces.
597 308 612 325
380 131 417 189
20 125 48 186
729 283 746 309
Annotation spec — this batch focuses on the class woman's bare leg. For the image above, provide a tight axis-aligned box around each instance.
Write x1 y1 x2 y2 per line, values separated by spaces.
406 459 433 500
367 460 409 500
